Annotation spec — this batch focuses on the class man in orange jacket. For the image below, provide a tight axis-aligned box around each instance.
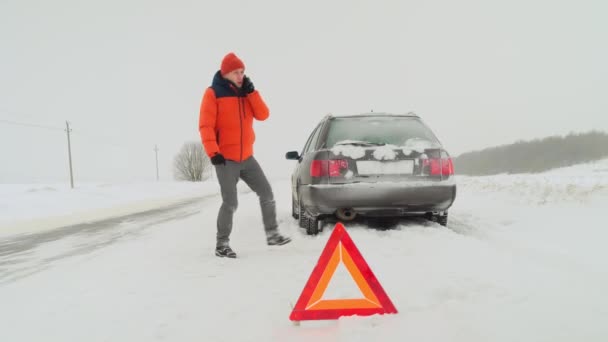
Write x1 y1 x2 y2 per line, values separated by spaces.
199 52 291 258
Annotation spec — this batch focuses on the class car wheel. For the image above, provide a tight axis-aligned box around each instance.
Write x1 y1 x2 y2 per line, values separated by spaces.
298 196 308 229
306 215 320 235
425 212 448 227
437 213 448 227
292 197 299 219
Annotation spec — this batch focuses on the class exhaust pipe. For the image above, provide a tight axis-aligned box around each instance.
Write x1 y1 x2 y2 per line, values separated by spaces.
336 208 357 221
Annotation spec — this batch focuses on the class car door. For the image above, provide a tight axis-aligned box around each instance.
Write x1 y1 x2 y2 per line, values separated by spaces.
292 121 327 195
291 123 321 198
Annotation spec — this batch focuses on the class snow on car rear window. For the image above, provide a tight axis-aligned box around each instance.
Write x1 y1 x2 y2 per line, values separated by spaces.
324 116 440 149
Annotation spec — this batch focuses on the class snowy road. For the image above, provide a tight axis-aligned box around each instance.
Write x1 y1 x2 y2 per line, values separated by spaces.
0 197 206 285
1 169 607 341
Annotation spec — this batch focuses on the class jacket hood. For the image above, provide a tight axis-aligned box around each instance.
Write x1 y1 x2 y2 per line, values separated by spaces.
212 70 239 95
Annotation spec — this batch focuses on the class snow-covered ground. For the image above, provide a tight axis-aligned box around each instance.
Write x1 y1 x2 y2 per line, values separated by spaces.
0 181 219 237
1 159 607 341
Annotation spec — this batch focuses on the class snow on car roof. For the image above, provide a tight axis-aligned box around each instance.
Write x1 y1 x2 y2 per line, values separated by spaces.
328 111 420 119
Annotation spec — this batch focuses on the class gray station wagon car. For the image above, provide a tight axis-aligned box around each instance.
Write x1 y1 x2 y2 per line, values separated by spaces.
285 112 456 235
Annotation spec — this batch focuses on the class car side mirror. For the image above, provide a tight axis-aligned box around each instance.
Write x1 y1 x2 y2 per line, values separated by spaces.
285 151 300 160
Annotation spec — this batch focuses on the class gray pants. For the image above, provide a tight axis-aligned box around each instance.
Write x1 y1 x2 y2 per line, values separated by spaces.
214 156 278 247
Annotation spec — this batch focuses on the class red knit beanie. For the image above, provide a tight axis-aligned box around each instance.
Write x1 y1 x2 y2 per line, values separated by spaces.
220 52 245 75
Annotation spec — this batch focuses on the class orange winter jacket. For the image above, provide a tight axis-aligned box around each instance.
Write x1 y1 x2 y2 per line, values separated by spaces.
199 71 270 162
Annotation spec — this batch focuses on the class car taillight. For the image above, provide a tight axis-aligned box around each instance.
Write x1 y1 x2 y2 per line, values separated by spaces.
310 159 349 177
423 158 454 176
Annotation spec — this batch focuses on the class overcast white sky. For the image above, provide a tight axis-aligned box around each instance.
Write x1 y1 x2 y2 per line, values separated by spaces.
1 0 607 184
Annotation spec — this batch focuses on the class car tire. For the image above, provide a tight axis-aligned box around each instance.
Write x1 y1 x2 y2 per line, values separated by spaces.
298 196 308 229
437 213 448 227
425 212 448 227
306 215 320 235
292 197 299 219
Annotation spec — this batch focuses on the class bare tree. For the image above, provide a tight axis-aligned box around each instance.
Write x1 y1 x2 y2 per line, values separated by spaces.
173 141 212 181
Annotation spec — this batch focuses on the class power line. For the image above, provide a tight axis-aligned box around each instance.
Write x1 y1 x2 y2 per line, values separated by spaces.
0 118 150 150
0 116 170 152
70 130 154 151
0 118 64 131
0 107 45 119
2 116 170 186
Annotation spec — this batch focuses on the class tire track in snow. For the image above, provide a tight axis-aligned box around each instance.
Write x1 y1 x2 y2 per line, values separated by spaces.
0 195 217 285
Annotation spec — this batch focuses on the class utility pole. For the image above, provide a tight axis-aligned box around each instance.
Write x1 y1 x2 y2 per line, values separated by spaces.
65 121 74 189
154 145 159 181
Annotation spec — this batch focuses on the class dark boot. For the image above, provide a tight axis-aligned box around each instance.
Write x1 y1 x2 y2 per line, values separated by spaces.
266 232 291 246
215 245 237 258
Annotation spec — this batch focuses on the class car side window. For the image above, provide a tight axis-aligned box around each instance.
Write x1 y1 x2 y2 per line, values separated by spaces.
304 123 323 154
313 122 327 150
301 125 320 156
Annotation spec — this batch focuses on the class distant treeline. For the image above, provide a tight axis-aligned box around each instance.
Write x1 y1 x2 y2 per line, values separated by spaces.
453 130 608 176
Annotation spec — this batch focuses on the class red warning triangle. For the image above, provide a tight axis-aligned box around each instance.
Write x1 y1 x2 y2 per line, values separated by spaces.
289 222 397 321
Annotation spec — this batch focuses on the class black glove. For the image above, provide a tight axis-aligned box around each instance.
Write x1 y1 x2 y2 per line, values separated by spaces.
211 153 226 165
241 76 255 95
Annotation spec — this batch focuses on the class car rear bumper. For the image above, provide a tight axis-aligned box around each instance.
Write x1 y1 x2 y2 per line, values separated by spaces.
300 180 456 217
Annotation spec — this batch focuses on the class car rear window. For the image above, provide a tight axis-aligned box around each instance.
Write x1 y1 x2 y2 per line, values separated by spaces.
324 116 440 148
